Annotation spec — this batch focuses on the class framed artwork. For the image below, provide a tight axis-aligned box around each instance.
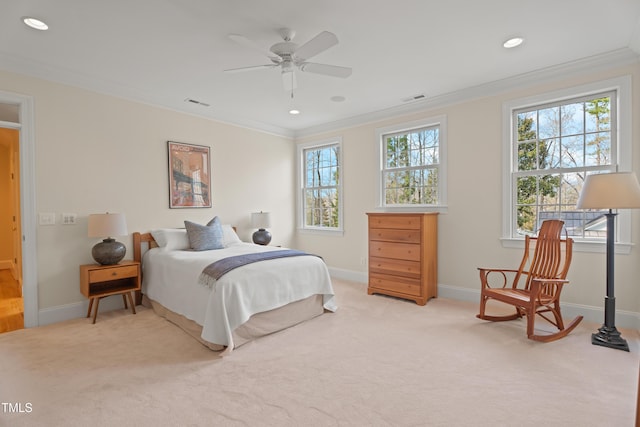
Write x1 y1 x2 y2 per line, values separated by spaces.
167 141 212 208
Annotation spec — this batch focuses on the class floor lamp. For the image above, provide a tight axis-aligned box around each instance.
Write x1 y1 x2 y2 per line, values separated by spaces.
576 172 640 351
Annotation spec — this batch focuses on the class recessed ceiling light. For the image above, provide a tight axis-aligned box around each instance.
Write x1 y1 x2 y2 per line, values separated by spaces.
289 109 300 115
330 96 346 103
22 17 49 31
503 37 523 49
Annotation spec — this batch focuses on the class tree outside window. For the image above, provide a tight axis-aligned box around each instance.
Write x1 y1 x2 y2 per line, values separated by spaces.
382 125 440 206
302 143 341 229
513 93 614 238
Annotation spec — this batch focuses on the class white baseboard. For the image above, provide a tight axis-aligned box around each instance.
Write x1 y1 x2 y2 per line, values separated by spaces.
38 296 133 327
330 268 640 330
437 283 640 330
37 269 640 331
328 267 367 284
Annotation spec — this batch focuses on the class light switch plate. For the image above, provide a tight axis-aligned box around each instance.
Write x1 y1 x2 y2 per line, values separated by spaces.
39 212 56 225
62 213 77 225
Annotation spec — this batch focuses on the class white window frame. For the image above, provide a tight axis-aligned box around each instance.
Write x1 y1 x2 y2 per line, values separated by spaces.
375 115 448 212
502 76 633 253
297 137 344 235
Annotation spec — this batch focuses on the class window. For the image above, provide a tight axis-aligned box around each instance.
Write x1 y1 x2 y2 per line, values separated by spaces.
503 76 633 251
297 138 342 232
376 116 447 209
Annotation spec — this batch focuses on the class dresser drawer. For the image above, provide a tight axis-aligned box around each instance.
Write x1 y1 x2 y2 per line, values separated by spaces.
369 273 422 296
369 228 421 243
369 257 421 279
368 215 422 230
89 265 139 283
369 241 420 261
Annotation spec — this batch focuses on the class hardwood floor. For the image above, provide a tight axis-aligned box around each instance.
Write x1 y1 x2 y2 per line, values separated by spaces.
0 268 24 333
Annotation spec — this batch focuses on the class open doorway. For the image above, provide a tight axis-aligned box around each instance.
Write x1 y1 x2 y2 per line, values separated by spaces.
0 125 23 332
0 92 38 330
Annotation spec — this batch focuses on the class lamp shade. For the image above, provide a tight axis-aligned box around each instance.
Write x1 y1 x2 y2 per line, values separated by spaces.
251 212 271 229
577 172 640 210
88 213 128 237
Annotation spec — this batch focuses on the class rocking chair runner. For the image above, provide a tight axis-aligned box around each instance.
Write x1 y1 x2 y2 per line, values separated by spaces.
477 219 583 342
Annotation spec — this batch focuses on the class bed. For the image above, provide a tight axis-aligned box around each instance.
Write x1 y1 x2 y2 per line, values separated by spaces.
132 221 336 354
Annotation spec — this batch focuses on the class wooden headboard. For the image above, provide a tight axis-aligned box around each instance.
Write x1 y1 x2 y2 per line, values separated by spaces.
132 232 158 305
132 232 158 264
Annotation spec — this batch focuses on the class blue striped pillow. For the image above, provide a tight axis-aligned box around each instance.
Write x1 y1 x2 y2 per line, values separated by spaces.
184 217 225 251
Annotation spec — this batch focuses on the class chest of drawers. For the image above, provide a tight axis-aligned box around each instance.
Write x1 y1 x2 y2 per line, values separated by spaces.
367 212 438 305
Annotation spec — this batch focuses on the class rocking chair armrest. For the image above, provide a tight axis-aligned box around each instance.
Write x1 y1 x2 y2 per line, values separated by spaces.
477 268 520 274
478 268 520 289
530 278 570 302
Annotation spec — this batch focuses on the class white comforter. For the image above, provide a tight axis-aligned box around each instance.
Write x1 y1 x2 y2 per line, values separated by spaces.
142 242 336 348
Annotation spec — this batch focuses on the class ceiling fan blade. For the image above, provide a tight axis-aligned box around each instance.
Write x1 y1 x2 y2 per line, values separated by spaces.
228 34 280 61
224 64 277 73
294 31 338 61
299 62 352 78
282 70 297 92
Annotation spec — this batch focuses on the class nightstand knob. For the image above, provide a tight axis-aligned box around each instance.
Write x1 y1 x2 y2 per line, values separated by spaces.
112 272 117 276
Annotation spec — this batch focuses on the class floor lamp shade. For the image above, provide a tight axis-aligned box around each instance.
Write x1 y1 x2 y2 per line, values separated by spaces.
576 172 640 209
251 211 272 245
576 172 640 351
88 213 128 265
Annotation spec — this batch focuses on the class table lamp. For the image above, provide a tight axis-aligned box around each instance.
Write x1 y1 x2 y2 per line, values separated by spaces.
251 211 272 245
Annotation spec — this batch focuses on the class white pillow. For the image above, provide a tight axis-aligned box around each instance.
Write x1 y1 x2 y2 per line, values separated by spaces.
222 224 242 246
151 228 190 251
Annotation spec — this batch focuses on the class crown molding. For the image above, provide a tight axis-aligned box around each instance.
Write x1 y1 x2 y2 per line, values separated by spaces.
1 48 638 141
293 48 640 139
0 52 296 139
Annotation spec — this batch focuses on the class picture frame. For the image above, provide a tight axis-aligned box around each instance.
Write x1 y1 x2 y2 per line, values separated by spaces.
167 141 212 208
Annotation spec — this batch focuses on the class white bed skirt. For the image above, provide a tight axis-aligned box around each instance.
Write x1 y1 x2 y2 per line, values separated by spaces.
143 294 325 352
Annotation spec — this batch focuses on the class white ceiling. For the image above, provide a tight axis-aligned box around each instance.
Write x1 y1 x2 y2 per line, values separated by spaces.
2 0 640 138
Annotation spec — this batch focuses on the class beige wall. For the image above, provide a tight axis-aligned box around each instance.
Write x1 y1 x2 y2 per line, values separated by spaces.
296 63 640 319
1 69 295 311
2 61 640 326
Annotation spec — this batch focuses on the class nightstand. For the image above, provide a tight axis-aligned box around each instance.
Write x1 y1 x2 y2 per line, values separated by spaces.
80 261 141 324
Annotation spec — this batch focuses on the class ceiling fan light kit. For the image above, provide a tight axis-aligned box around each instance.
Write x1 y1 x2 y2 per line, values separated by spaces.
225 28 352 91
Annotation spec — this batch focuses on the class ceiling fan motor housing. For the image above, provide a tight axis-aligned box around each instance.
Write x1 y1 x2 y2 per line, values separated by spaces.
270 42 298 58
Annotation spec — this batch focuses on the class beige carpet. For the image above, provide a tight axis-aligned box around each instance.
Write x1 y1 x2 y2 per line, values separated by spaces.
0 279 638 427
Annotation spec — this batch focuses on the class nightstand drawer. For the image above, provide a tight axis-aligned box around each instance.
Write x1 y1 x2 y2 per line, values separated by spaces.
89 265 138 283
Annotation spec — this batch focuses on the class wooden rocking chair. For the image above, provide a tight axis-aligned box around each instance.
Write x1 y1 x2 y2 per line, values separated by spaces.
477 219 583 342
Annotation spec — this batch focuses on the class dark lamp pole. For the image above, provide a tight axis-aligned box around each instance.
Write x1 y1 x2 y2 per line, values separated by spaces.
576 172 640 352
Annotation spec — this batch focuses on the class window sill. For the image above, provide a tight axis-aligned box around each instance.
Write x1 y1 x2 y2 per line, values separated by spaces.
501 238 633 254
298 228 344 237
374 205 448 214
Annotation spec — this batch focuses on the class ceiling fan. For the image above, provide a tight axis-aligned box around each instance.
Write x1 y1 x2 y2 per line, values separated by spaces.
224 28 352 92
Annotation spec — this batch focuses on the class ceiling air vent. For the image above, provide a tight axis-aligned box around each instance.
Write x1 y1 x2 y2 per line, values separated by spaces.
401 94 426 103
184 98 210 107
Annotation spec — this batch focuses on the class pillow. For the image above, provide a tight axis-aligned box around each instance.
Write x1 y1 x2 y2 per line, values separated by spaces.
221 224 242 246
185 217 225 251
150 228 190 251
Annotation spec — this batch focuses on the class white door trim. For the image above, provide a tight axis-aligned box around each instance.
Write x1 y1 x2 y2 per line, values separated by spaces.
0 91 38 328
